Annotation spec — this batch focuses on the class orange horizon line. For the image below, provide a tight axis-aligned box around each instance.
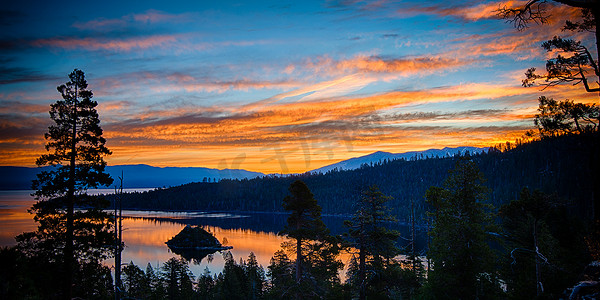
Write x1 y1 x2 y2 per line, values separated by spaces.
1 141 517 174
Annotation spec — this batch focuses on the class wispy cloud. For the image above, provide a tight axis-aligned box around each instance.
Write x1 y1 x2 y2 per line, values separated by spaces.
27 33 273 53
0 101 49 114
0 67 61 85
398 1 508 21
302 54 471 76
72 9 196 31
331 55 473 74
249 53 478 106
1 79 545 171
156 78 300 94
92 69 300 98
100 81 539 149
30 34 182 51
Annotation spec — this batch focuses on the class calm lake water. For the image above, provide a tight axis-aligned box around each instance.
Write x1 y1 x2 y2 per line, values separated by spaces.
0 190 424 279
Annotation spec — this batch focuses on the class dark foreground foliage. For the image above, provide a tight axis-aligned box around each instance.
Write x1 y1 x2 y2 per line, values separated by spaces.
3 133 598 299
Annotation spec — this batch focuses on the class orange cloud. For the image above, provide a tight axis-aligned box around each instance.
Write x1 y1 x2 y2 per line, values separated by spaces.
35 35 271 53
334 56 471 74
0 101 48 114
449 1 508 21
5 75 596 173
303 54 473 78
398 1 506 21
399 1 580 23
72 18 128 31
93 70 296 97
396 1 586 62
92 81 546 173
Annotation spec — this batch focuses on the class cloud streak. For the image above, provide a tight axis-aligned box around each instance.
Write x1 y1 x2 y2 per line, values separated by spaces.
328 55 473 75
0 67 61 85
31 34 182 51
98 82 539 150
72 9 196 31
398 1 506 21
0 77 567 172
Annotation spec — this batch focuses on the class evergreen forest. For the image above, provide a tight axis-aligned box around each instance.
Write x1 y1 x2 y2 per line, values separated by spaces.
113 132 599 224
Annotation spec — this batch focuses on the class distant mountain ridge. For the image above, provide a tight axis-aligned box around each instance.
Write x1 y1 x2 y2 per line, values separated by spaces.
310 147 486 174
0 147 485 190
0 164 264 190
110 134 598 222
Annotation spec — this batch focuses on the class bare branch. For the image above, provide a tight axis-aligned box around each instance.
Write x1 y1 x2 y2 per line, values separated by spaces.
497 0 549 31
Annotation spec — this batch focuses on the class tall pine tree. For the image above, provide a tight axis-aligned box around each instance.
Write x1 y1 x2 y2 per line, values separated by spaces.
280 180 329 282
424 159 501 299
344 185 400 300
279 180 342 298
17 69 114 299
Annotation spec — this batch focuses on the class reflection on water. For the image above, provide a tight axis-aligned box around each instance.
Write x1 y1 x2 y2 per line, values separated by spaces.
106 217 286 277
0 190 37 246
0 189 152 247
0 190 287 276
1 190 426 278
168 247 219 265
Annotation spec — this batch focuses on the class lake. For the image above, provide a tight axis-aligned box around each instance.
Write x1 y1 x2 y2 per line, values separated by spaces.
0 189 425 279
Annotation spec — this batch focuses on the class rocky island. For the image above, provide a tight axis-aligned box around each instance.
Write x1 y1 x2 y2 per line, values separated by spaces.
166 225 233 251
166 225 232 263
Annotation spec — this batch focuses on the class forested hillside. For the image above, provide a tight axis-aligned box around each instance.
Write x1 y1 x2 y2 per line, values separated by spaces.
113 133 598 223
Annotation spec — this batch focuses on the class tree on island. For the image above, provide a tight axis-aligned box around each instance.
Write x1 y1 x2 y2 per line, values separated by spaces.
424 159 501 299
16 69 114 299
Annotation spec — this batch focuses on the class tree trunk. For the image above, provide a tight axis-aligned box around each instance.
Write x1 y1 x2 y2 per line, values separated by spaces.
411 199 417 273
591 134 600 225
65 188 74 300
593 7 600 224
114 194 120 300
359 244 366 300
296 237 302 283
534 221 542 296
64 82 78 300
595 6 600 98
115 174 123 300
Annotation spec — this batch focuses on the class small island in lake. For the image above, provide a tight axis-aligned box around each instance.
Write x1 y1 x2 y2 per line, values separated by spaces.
166 225 233 251
166 225 232 263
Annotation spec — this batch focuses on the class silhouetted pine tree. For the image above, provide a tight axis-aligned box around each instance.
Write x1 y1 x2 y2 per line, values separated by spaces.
424 159 502 299
344 185 400 299
16 69 114 299
279 180 342 299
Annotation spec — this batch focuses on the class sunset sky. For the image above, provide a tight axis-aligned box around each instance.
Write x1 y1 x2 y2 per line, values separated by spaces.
1 0 597 174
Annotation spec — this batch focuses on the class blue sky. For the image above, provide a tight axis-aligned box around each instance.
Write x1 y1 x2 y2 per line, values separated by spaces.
0 0 596 173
